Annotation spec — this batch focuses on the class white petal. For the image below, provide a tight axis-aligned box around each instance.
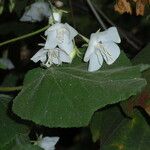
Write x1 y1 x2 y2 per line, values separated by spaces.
46 23 64 33
107 27 121 43
84 33 97 62
20 12 32 22
101 42 120 65
88 52 103 72
27 7 42 22
37 2 51 18
38 137 59 150
44 30 57 49
58 36 74 55
20 2 51 22
31 48 47 63
65 23 78 40
60 50 72 63
97 27 121 43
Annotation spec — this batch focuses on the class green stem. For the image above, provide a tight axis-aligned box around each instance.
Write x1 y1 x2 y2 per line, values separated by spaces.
78 34 89 43
0 25 50 47
0 86 22 92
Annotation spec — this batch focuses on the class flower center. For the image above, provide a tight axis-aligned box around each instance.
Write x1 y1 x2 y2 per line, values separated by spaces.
95 42 113 61
44 49 59 67
56 28 67 44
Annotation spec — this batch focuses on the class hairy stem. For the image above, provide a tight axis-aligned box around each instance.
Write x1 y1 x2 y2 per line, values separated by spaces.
0 86 22 92
87 0 107 30
0 25 50 47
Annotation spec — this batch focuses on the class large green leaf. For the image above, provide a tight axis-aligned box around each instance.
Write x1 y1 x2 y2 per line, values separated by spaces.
0 97 28 149
13 59 147 127
90 107 150 150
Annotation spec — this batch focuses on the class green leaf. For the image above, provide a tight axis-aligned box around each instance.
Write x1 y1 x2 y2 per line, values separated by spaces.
0 62 6 69
90 106 124 142
13 60 146 127
132 43 150 64
101 110 150 150
2 73 18 86
125 43 150 116
0 97 28 149
3 135 42 150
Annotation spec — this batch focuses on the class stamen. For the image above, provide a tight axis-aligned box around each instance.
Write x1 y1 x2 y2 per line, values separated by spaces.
96 43 113 61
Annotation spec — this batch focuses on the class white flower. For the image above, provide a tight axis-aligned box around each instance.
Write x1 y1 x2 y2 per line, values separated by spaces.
37 136 59 150
31 46 73 67
20 2 51 22
84 27 121 72
44 23 78 56
0 58 14 70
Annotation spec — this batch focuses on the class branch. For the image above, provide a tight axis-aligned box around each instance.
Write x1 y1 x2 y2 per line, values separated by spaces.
0 25 50 47
87 0 107 30
0 86 22 92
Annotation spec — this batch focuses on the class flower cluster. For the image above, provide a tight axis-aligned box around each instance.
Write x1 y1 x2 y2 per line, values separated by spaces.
27 1 121 72
31 23 78 67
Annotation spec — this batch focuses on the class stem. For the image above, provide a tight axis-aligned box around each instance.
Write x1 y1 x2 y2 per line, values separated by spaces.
49 0 55 24
0 86 22 92
0 25 50 47
78 33 89 43
87 0 107 30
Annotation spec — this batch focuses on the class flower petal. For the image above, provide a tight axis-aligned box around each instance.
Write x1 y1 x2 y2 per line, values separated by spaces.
46 23 64 33
31 48 47 63
107 27 121 43
44 30 57 49
58 36 74 55
60 50 72 63
97 27 121 43
101 42 120 65
84 33 97 62
88 52 103 72
65 23 78 40
38 137 59 150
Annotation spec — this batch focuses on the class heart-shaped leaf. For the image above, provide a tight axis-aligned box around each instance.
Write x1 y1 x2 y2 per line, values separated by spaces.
13 63 146 127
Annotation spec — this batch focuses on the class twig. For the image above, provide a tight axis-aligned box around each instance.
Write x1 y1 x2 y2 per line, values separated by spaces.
87 0 107 30
0 25 50 47
69 0 76 28
0 86 22 92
